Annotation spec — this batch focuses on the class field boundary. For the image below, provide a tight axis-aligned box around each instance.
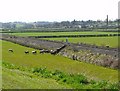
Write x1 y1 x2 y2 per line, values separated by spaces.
28 34 120 38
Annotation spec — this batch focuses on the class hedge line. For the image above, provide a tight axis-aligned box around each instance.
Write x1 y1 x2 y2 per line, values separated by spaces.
29 34 120 38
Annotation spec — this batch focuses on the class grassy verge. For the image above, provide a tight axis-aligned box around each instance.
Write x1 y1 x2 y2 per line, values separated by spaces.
2 62 119 89
2 66 70 89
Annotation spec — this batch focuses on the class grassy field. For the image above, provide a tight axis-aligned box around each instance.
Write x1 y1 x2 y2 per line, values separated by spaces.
9 31 119 48
44 36 119 48
10 31 119 36
2 40 118 83
2 67 70 89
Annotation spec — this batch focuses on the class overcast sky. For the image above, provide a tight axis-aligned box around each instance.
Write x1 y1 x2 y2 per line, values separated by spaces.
0 0 119 22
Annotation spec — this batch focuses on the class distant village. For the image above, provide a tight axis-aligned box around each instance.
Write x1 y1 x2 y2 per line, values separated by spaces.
0 19 119 30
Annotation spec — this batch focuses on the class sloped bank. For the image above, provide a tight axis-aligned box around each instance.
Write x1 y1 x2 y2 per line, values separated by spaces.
2 62 119 89
58 45 119 69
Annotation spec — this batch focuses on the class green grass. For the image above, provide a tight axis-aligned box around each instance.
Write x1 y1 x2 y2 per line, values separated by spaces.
9 31 119 48
0 64 1 89
2 62 118 89
2 66 70 89
10 31 119 36
44 36 119 48
2 40 118 83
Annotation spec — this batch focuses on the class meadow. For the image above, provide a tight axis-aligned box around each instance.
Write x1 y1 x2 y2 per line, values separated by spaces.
10 31 119 36
2 40 118 83
2 66 70 89
2 31 119 88
44 36 119 48
9 31 119 48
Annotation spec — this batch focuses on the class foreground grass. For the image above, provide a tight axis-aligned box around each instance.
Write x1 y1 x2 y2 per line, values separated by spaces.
44 36 119 48
1 40 118 83
10 31 119 36
2 62 119 89
2 66 70 89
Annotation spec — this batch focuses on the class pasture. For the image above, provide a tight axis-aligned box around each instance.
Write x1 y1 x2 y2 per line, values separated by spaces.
44 36 119 48
10 31 119 36
2 67 70 89
9 31 119 48
2 40 118 83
